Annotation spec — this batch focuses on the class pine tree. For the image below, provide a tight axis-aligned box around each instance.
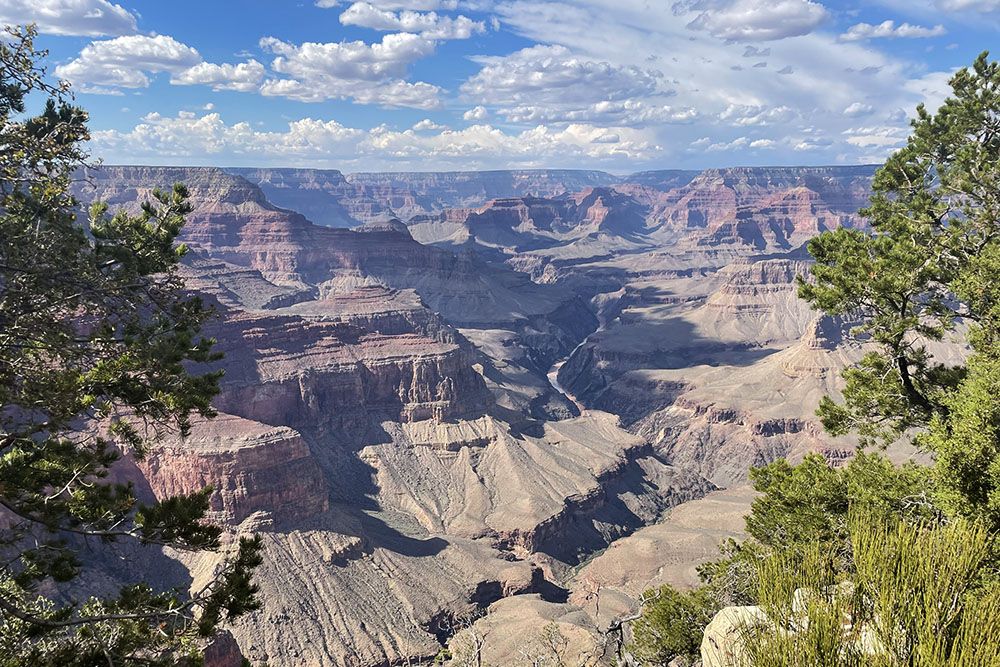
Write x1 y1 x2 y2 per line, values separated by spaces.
799 52 1000 527
0 25 261 665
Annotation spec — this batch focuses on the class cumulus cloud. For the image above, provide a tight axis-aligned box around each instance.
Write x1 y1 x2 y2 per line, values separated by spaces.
55 35 201 92
463 105 489 120
262 33 435 81
0 0 137 36
364 122 660 163
843 102 874 117
840 21 946 41
339 2 486 39
89 111 661 168
56 35 271 97
171 60 266 92
680 0 828 41
92 111 364 158
749 138 776 148
259 34 442 108
412 118 448 130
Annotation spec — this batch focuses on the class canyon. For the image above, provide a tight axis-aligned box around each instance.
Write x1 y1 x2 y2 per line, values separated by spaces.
72 163 883 666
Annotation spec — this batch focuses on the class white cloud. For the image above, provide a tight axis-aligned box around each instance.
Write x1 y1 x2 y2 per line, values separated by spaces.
55 35 201 92
339 2 486 39
461 45 671 126
487 0 941 165
0 0 137 36
171 60 266 92
363 122 660 164
463 105 489 120
705 136 750 152
843 102 874 117
262 33 435 81
257 34 442 107
749 138 776 148
719 104 795 126
90 111 661 169
842 125 908 148
501 100 698 126
92 112 364 159
680 0 828 41
412 118 448 130
840 21 947 41
321 0 461 8
261 77 441 108
463 45 661 104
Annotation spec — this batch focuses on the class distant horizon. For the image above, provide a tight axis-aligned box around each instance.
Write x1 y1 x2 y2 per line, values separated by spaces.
91 162 885 177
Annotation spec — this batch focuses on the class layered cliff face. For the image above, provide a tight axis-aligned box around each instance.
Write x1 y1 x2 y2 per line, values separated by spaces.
646 166 876 250
76 167 586 331
345 169 620 220
139 414 329 525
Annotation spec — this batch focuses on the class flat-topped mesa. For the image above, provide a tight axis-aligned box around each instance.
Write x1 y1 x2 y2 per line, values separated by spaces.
648 165 876 250
352 217 413 238
344 169 620 219
407 188 650 255
138 414 329 525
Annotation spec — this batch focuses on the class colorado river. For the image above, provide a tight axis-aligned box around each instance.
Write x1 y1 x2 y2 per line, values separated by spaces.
546 335 592 413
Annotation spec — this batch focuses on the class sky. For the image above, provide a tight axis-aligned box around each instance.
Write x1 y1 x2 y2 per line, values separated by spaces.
3 0 998 172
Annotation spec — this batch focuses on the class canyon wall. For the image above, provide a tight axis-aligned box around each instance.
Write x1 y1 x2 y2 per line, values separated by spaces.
70 164 888 666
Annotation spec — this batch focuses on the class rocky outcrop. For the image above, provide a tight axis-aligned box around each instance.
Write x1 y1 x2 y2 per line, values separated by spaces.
139 414 329 525
207 304 492 434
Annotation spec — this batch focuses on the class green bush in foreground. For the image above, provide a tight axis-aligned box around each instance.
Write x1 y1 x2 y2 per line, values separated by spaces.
629 585 717 664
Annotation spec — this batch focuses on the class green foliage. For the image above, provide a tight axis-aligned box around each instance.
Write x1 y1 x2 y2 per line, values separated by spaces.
744 519 1000 667
0 25 260 664
746 453 934 551
698 453 934 607
629 585 717 664
798 51 1000 526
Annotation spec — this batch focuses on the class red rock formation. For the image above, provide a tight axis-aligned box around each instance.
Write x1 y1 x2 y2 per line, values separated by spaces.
138 414 329 524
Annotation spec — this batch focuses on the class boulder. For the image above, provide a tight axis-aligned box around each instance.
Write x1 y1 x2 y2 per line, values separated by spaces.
700 606 770 667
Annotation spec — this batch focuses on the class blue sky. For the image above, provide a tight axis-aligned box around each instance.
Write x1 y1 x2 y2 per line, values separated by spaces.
3 0 998 172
